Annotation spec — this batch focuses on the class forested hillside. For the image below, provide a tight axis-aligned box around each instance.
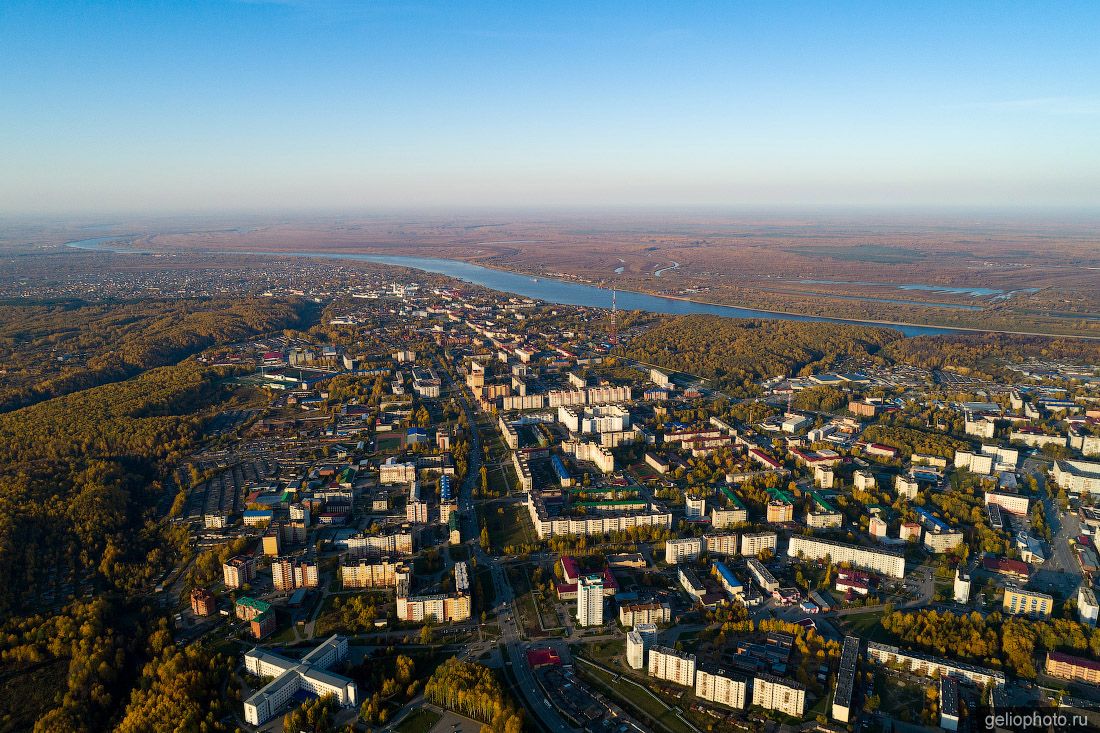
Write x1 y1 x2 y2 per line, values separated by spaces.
0 363 235 615
622 315 900 395
0 358 249 732
885 333 1100 380
0 297 314 412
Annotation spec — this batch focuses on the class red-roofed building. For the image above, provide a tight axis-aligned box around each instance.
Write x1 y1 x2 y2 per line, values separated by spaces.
555 583 578 600
526 648 562 669
983 556 1030 582
749 449 782 470
836 569 872 583
865 443 900 459
836 578 870 596
1046 651 1100 684
560 556 580 584
601 567 619 597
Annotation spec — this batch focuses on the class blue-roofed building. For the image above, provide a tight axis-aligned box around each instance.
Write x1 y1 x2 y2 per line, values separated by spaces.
713 561 744 600
243 509 274 526
551 455 572 487
407 427 428 445
914 507 950 534
440 475 454 502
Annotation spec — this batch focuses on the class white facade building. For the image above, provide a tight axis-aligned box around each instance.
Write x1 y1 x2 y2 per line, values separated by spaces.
665 537 703 564
648 646 696 687
788 535 906 578
695 665 747 709
577 574 604 627
243 636 358 726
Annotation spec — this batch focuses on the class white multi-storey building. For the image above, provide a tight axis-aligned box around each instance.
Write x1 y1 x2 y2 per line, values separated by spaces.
243 636 358 726
695 665 747 709
788 535 906 578
752 674 806 717
685 494 706 519
648 646 696 687
577 574 604 627
665 537 703 564
1053 460 1100 494
740 531 778 557
1079 585 1099 627
626 630 646 669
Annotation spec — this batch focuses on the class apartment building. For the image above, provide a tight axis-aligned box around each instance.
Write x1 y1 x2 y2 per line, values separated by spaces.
272 556 319 592
340 558 409 589
685 494 706 519
1046 651 1100 684
665 537 704 564
703 533 739 556
711 505 748 528
746 557 779 593
396 593 471 623
223 555 255 590
752 674 806 717
1053 460 1100 494
832 636 859 723
626 623 658 670
741 531 778 557
648 646 696 687
984 490 1030 516
577 575 604 627
866 642 1005 688
1002 586 1053 619
788 535 906 578
695 664 747 709
190 587 215 617
619 601 670 627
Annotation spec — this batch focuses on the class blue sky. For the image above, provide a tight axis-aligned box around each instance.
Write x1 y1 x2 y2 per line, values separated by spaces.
1 0 1098 214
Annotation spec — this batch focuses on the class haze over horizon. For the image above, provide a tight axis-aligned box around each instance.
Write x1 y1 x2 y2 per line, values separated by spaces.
2 0 1099 216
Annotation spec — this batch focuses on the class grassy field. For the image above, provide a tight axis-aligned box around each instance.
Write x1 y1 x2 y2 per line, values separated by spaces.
394 707 442 733
483 502 536 552
506 565 544 637
838 609 892 643
575 659 695 733
875 671 928 724
0 659 68 733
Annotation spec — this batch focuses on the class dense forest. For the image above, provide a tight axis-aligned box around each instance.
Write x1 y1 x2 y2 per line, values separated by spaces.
621 315 900 395
0 362 235 615
423 658 524 733
881 608 1100 679
0 359 247 731
885 333 1100 380
0 297 314 412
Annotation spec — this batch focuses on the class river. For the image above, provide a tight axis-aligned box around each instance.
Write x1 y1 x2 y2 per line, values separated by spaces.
64 237 957 337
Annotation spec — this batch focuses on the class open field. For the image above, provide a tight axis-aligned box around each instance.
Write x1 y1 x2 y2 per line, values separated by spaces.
50 212 1100 337
394 707 441 733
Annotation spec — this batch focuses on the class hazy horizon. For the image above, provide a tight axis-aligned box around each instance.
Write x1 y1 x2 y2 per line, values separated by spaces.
2 1 1099 215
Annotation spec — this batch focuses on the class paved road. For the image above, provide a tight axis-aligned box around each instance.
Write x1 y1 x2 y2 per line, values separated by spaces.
448 365 576 733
